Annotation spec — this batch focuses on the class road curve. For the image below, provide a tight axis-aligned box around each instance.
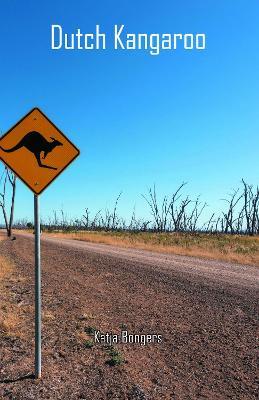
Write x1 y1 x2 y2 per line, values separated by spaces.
15 231 259 290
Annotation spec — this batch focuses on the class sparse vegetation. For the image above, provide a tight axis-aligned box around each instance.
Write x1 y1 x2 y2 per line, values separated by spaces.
84 339 94 348
106 346 124 366
0 254 25 338
10 181 259 265
13 181 259 235
84 326 97 335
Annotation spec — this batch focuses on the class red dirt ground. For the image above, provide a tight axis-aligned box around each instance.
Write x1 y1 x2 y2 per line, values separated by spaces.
0 235 258 399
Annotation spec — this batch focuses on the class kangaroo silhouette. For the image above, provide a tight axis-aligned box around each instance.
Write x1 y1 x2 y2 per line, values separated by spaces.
0 131 63 170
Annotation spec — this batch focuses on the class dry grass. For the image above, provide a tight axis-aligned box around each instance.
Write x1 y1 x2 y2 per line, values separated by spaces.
0 254 13 280
42 310 56 321
31 230 259 266
0 251 26 338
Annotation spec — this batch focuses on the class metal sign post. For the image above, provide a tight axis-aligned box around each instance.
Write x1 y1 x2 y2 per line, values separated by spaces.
34 194 41 379
0 108 80 379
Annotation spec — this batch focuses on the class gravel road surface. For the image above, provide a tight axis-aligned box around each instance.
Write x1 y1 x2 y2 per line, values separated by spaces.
0 233 258 399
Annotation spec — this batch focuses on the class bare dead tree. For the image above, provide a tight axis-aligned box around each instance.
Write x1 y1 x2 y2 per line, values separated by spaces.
221 189 243 234
12 180 259 235
111 192 123 230
203 213 215 233
142 185 172 232
0 167 17 237
214 216 221 233
242 179 259 235
169 183 187 231
129 206 137 231
82 208 90 229
143 183 206 233
172 197 191 231
236 205 245 234
140 220 151 232
187 197 207 232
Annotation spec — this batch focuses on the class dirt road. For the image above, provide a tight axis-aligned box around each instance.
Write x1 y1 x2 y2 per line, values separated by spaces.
0 233 258 399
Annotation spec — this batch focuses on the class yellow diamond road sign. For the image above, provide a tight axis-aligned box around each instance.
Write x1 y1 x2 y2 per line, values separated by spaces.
0 108 80 195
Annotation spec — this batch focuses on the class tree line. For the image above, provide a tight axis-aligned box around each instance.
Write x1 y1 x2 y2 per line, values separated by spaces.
2 170 257 236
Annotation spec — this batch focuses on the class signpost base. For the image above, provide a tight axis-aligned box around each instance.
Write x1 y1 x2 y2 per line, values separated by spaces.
34 194 41 379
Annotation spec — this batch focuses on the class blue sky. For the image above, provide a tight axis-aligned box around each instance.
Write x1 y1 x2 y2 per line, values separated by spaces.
0 0 258 224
